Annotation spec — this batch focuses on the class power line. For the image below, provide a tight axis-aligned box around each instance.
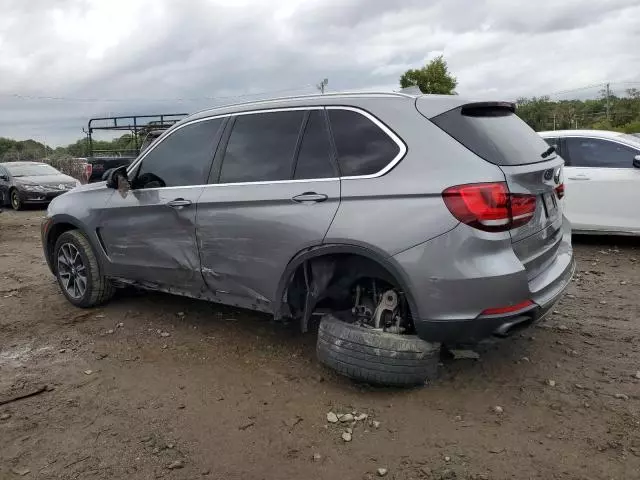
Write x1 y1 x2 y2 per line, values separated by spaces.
0 84 315 104
545 81 640 98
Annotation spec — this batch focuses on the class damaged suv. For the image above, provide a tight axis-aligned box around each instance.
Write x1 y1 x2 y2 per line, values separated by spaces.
41 92 574 386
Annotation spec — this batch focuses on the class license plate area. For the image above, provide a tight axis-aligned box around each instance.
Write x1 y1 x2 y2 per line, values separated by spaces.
541 192 558 220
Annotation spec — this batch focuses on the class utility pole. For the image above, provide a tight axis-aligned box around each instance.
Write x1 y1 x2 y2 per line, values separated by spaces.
605 82 611 123
553 113 556 131
317 78 328 94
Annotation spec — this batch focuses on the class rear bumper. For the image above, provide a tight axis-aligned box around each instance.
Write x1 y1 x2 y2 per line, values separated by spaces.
415 256 574 344
392 220 575 344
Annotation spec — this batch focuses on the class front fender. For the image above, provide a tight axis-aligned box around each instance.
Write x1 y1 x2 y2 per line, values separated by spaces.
41 213 102 275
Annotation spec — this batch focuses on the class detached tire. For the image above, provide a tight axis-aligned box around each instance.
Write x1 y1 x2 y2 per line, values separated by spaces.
54 230 115 308
317 314 440 387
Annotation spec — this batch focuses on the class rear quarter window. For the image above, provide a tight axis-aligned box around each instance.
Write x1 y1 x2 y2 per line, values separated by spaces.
328 108 402 177
432 106 553 166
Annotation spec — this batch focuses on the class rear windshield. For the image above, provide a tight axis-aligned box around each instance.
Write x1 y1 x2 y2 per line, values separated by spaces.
431 106 554 166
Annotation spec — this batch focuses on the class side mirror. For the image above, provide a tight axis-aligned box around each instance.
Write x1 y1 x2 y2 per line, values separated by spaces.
104 166 129 189
101 168 114 182
633 155 640 169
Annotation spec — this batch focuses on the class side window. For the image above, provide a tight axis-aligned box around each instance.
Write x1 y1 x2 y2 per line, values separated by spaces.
328 109 401 177
566 137 638 168
219 111 304 183
134 118 223 188
294 110 336 180
543 137 566 160
544 136 559 150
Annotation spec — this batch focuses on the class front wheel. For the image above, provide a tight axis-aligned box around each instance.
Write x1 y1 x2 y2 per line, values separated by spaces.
316 314 441 387
54 230 114 307
10 189 22 211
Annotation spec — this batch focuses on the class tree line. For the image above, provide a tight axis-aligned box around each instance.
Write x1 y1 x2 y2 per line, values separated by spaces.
0 134 139 163
515 89 640 133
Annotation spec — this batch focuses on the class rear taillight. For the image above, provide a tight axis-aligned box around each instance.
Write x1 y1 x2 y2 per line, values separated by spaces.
442 182 536 232
83 163 92 183
555 183 565 199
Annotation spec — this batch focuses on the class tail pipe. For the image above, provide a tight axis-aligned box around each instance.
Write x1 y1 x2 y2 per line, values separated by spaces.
493 316 534 337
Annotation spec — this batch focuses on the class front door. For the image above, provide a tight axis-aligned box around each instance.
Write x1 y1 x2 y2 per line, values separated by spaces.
196 109 340 308
98 117 225 292
563 136 640 233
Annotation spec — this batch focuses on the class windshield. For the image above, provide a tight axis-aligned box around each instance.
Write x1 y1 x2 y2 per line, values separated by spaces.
5 163 60 177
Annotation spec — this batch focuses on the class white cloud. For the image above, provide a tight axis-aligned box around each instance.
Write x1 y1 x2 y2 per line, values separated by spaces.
0 0 638 144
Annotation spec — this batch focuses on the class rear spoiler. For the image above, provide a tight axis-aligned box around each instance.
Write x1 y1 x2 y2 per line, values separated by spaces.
415 96 515 119
460 101 516 114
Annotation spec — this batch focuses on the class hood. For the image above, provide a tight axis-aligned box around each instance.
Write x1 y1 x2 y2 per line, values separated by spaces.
14 173 78 186
70 181 108 192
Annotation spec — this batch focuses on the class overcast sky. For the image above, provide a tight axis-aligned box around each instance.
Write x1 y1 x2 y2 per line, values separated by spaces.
1 0 639 146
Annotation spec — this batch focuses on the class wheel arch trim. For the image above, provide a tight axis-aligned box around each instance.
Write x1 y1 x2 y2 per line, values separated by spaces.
43 215 99 273
273 243 419 322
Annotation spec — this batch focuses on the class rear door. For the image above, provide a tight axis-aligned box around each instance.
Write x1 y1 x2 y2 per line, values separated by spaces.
98 117 225 292
196 108 340 308
563 136 640 233
431 104 565 280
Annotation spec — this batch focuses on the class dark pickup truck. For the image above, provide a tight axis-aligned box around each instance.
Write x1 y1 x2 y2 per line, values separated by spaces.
85 114 187 183
86 156 137 183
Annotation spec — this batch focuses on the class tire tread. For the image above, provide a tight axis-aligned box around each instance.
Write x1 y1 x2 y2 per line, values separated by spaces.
316 315 440 386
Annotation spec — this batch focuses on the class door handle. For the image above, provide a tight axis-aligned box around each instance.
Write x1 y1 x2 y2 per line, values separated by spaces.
567 175 590 181
167 198 192 208
292 192 328 203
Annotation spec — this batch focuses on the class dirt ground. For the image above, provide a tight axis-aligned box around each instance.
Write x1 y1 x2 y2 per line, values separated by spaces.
1 209 639 480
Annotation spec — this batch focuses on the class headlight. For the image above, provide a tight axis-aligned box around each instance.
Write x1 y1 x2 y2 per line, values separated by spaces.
22 184 46 192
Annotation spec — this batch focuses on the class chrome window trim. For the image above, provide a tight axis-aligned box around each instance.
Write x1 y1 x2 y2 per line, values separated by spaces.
128 105 407 188
325 105 407 180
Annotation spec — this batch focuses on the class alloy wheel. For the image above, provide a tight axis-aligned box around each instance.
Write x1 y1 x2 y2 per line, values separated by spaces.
57 243 87 299
11 191 20 210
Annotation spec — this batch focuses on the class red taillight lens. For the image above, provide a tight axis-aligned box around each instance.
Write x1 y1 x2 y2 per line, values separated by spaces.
555 183 565 199
481 300 534 316
442 182 536 232
83 163 93 183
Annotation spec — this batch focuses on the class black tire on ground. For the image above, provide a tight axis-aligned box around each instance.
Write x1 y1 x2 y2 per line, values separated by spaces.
10 189 22 211
316 314 441 387
54 230 115 308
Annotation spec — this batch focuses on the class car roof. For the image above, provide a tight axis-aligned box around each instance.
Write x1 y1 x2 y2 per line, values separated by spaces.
538 129 627 140
184 91 476 122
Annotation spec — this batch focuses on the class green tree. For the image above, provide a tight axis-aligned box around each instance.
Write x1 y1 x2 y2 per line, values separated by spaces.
622 120 640 133
626 88 640 99
399 55 457 94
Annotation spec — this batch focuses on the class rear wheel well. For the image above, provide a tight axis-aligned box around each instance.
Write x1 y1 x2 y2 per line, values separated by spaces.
46 223 77 271
279 252 415 334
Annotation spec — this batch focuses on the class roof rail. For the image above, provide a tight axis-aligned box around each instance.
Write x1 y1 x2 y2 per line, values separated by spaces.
190 90 417 117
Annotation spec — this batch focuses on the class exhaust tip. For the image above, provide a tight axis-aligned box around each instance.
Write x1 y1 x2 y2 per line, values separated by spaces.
493 316 533 338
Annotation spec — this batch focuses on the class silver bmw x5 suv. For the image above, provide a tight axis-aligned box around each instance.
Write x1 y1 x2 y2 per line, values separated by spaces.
42 92 574 386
